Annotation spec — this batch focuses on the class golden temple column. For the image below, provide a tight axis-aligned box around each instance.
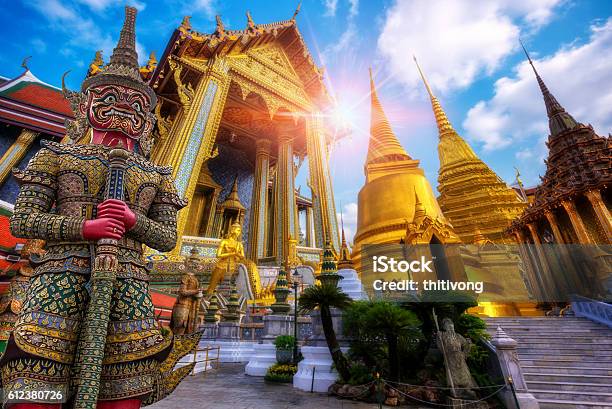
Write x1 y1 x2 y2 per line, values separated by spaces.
526 223 562 301
167 58 231 258
305 206 314 247
561 199 594 244
306 113 340 250
585 190 612 243
275 126 298 264
0 129 39 185
248 139 272 261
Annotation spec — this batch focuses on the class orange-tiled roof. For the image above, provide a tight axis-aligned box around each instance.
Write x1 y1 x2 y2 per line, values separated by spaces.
1 82 72 116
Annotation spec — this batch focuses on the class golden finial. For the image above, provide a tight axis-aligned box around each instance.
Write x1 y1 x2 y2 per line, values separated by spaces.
88 50 104 77
246 10 255 28
291 2 302 21
413 55 455 136
180 16 192 31
21 56 32 71
514 166 528 202
215 15 225 34
413 56 434 100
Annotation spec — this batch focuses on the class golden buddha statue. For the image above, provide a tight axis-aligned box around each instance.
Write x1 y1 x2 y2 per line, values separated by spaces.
206 221 245 295
170 248 203 335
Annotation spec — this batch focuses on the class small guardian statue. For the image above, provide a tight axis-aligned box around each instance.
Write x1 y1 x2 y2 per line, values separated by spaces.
171 248 204 335
437 318 479 401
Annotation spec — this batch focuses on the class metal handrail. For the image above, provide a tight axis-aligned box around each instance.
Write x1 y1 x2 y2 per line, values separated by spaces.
191 345 221 376
571 294 612 328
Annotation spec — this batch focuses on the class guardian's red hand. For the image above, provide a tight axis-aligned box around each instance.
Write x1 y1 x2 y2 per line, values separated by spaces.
82 218 125 241
97 199 137 230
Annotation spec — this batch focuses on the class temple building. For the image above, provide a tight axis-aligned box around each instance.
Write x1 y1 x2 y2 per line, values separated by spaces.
147 10 339 270
353 70 465 290
414 59 534 315
0 62 73 203
508 45 612 301
414 58 528 244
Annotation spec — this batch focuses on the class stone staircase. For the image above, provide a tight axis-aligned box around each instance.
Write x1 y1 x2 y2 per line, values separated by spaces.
486 317 612 409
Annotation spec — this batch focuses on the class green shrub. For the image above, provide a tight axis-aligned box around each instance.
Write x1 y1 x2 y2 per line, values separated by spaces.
273 335 296 350
346 362 374 385
455 314 490 343
264 363 297 383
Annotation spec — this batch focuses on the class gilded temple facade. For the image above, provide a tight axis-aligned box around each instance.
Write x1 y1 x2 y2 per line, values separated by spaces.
148 11 340 267
508 46 612 301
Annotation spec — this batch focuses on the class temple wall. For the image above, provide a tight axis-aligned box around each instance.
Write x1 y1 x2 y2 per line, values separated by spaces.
208 144 254 245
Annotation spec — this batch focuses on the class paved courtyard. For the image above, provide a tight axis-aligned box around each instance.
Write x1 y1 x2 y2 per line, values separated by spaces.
149 363 381 409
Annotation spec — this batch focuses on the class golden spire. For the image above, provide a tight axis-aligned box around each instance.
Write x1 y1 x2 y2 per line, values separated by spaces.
413 56 455 137
367 68 411 166
413 56 478 165
413 187 426 224
337 209 354 270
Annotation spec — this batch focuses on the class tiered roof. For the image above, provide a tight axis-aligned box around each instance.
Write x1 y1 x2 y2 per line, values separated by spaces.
0 67 72 137
510 45 611 226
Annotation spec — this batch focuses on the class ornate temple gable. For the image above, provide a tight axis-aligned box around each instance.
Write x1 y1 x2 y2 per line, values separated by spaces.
152 10 329 109
227 53 311 116
247 45 301 85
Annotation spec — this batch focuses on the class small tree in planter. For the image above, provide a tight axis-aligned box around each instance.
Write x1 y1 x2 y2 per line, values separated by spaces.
274 335 295 364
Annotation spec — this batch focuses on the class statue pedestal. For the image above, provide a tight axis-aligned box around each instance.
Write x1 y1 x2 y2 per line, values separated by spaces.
245 343 277 376
293 346 346 392
206 321 255 363
338 268 368 300
245 314 294 377
201 323 218 339
294 310 347 392
261 314 294 343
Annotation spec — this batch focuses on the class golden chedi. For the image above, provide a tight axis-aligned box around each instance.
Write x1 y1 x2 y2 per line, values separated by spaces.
352 69 461 277
414 58 527 244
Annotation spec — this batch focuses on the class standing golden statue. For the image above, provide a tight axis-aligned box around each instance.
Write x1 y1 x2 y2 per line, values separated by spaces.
206 221 245 295
170 248 204 335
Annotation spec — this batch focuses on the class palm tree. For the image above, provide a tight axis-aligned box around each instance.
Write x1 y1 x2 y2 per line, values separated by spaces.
299 284 352 381
364 301 421 381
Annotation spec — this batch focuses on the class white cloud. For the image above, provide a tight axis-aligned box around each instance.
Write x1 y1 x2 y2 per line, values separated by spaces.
323 0 339 17
337 202 358 244
30 38 47 53
25 0 149 66
348 0 359 18
464 18 612 155
377 0 563 95
76 0 146 12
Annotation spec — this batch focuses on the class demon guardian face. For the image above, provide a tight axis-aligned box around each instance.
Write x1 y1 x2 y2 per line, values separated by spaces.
85 84 154 141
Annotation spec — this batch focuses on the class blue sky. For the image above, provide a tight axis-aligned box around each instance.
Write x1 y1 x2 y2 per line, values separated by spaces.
0 0 611 240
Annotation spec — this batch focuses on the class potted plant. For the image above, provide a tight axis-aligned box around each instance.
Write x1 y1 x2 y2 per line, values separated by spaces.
274 335 295 364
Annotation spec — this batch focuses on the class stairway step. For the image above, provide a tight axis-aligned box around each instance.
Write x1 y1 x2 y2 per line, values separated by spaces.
539 399 612 409
517 347 612 355
527 381 612 393
523 365 612 376
518 353 612 363
525 372 612 384
532 390 612 404
521 359 612 369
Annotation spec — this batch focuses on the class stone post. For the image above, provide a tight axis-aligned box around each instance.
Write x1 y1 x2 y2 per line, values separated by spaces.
561 200 593 244
491 327 539 409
